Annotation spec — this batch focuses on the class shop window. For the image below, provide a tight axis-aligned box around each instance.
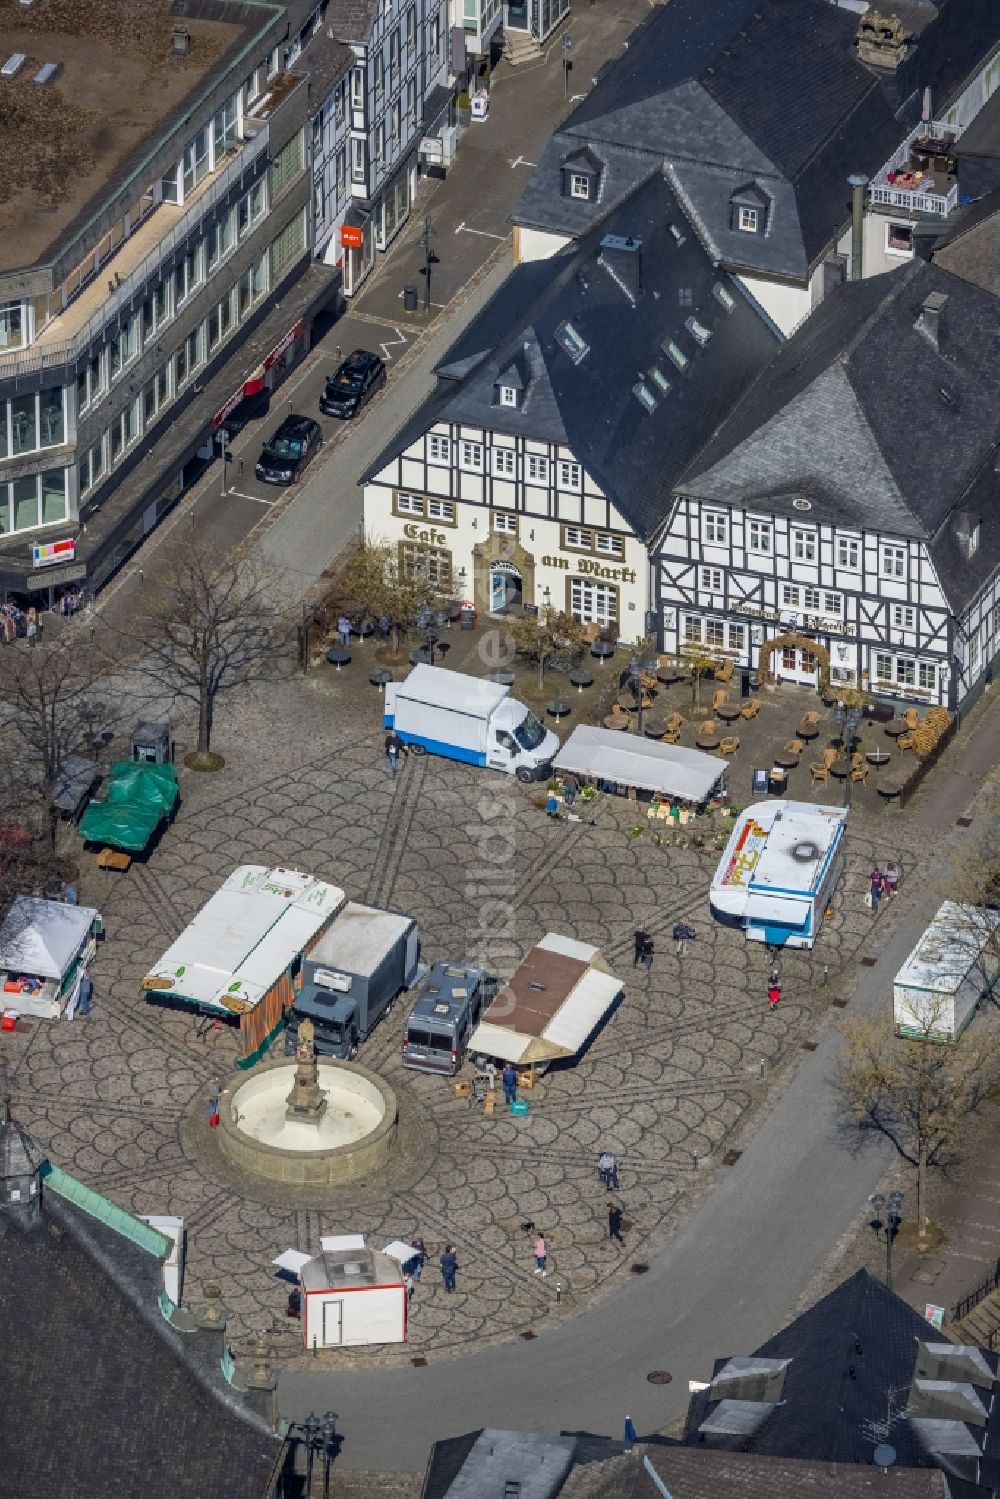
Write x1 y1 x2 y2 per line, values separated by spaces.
570 578 617 625
401 541 451 586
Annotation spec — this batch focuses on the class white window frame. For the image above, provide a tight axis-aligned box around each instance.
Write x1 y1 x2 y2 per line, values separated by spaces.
569 173 590 201
792 528 816 562
460 440 483 472
892 604 915 630
564 526 593 551
682 614 702 643
782 584 800 607
492 447 515 477
823 592 842 615
595 533 624 558
493 511 517 534
526 454 548 484
837 536 860 570
802 586 820 611
704 511 728 544
570 577 617 625
747 518 772 554
558 460 581 490
427 498 454 521
738 205 758 232
499 385 517 408
427 433 450 464
395 492 424 515
881 544 906 579
700 567 723 592
886 221 914 257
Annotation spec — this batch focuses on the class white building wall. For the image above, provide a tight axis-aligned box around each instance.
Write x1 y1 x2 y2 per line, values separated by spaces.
515 226 572 264
736 274 810 338
306 1285 406 1346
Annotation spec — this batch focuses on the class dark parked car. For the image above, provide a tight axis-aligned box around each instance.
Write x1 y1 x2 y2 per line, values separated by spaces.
254 415 321 485
319 349 386 418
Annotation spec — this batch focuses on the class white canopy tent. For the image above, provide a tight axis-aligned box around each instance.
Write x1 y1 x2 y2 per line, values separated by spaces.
0 897 99 981
554 726 727 803
470 932 623 1066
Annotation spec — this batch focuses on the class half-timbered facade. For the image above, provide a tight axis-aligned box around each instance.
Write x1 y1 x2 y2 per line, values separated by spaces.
655 260 1000 712
362 172 781 628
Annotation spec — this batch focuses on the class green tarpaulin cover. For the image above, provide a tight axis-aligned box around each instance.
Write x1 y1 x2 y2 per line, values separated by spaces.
79 762 179 851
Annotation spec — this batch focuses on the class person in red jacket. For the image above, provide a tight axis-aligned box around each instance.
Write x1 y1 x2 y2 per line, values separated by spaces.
767 978 781 1011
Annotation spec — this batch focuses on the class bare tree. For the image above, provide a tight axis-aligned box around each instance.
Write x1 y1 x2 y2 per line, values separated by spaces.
335 536 446 656
935 830 1000 1009
837 1006 1000 1240
131 542 284 768
680 642 719 711
0 632 113 859
508 607 586 692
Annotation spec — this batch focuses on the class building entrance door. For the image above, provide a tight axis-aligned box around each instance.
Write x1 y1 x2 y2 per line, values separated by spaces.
490 563 522 614
777 645 819 685
323 1300 343 1346
506 0 529 29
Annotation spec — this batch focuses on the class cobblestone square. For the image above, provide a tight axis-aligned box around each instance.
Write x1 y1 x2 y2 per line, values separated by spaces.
1 663 928 1366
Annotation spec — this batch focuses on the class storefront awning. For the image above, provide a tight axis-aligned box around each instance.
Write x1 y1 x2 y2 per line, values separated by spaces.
211 319 306 426
744 894 809 930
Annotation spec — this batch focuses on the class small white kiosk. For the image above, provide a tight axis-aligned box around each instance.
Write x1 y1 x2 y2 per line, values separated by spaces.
894 902 1000 1042
275 1234 407 1349
710 800 847 949
0 896 101 1019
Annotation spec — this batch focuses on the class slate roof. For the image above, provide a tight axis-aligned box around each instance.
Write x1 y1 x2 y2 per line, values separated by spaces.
679 259 1000 611
364 172 782 541
560 1447 962 1498
932 189 1000 297
0 1149 282 1499
300 28 353 109
514 0 1000 279
326 0 381 45
683 1269 998 1489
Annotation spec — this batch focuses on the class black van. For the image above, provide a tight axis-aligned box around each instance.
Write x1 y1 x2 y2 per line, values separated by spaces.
402 962 494 1075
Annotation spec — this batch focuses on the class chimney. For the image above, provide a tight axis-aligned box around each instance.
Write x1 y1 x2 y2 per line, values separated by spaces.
916 291 948 352
598 234 642 304
172 24 191 56
856 11 908 71
851 176 869 281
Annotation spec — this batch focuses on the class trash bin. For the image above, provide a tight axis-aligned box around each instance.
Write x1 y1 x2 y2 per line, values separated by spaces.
403 284 418 313
460 604 477 630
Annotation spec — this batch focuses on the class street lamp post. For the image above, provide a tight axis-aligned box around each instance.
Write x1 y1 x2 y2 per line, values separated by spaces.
870 1190 904 1291
302 1411 320 1493
418 214 437 312
320 1411 338 1498
562 34 573 98
628 655 645 737
835 700 862 807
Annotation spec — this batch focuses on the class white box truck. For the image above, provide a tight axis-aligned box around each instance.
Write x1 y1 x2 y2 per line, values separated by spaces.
384 664 558 782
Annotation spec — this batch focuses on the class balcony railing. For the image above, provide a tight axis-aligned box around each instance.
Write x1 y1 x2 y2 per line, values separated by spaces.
870 117 962 219
0 125 269 382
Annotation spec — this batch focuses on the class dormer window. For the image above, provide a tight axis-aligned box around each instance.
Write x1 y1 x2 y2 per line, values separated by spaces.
560 147 603 203
570 174 590 201
499 385 518 408
730 182 771 237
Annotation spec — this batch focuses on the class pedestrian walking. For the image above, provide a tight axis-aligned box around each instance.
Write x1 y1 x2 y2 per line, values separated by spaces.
641 932 654 970
502 1063 518 1107
533 1233 547 1276
884 861 900 898
869 868 884 915
409 1237 427 1280
78 970 93 1017
376 615 390 641
598 1150 619 1191
673 921 695 957
633 927 649 967
546 790 560 818
385 729 402 774
562 772 578 808
337 615 351 648
485 1058 497 1091
608 1203 624 1243
767 978 781 1011
404 1272 415 1302
440 1245 458 1293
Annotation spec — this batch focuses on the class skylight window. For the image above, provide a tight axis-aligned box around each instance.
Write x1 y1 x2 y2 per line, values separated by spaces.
554 320 590 365
663 339 688 371
669 223 685 245
713 282 736 312
633 381 658 414
648 366 671 395
678 288 693 308
686 316 711 346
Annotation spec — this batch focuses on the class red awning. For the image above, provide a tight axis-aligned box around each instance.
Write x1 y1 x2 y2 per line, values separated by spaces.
211 319 307 427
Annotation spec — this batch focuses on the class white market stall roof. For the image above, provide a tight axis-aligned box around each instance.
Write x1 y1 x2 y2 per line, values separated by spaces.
554 726 727 803
142 865 344 1013
0 896 100 981
895 902 1000 994
470 932 622 1066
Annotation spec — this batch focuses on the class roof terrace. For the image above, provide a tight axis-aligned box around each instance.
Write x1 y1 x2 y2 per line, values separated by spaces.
870 119 962 218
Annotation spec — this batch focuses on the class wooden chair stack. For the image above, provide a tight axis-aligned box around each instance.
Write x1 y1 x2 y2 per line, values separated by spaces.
901 705 952 760
661 712 684 745
810 747 838 784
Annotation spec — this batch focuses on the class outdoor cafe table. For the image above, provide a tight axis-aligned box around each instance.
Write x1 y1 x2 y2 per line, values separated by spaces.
885 717 909 738
696 730 720 751
828 758 849 779
795 720 821 740
773 749 801 769
716 702 742 723
603 715 628 731
866 748 891 768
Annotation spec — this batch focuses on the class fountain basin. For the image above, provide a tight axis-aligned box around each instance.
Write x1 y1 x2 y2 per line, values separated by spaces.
217 1058 398 1185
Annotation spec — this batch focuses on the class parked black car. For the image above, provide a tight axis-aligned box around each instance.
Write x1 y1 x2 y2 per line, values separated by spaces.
254 415 321 485
319 349 386 418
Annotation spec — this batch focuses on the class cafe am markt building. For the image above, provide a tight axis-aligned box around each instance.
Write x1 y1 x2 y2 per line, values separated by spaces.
361 173 780 631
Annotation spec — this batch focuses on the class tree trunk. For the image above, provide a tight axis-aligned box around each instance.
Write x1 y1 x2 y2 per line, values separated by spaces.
917 1134 928 1242
45 798 59 859
391 623 401 656
198 684 212 755
692 669 701 710
537 655 545 692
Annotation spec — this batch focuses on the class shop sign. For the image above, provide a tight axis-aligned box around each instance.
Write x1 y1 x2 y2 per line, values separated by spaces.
32 537 75 569
540 553 636 584
212 384 247 430
26 562 86 591
403 522 447 545
341 223 364 249
263 319 305 372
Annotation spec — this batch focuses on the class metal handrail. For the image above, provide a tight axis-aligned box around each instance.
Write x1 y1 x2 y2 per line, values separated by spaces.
0 128 270 381
951 1256 1000 1323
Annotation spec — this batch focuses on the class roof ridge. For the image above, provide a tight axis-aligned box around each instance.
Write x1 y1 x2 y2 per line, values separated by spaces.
840 259 923 363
